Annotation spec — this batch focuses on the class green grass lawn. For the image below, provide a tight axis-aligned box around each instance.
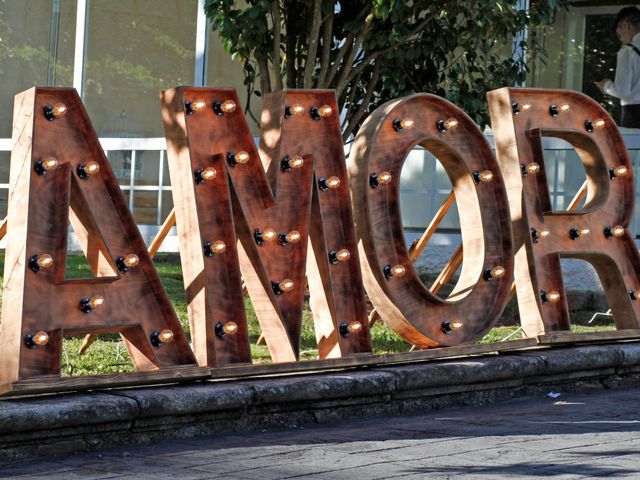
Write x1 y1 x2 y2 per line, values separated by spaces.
0 254 616 376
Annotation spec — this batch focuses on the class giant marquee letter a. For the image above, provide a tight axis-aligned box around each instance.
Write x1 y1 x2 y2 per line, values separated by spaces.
0 88 197 390
488 88 640 336
162 88 371 364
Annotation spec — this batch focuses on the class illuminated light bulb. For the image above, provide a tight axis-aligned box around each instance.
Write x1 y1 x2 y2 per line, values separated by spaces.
79 294 104 313
604 225 625 238
254 228 277 246
549 103 570 117
34 156 60 175
585 119 605 132
511 102 531 115
77 161 100 180
281 154 305 172
29 254 53 272
530 228 550 243
329 248 351 264
204 240 227 256
116 254 139 272
44 102 67 120
194 166 217 184
339 320 363 337
24 331 50 349
441 320 464 334
437 118 459 133
215 321 239 338
521 162 540 176
540 289 561 304
150 329 174 347
272 278 294 295
629 290 640 301
473 170 494 184
285 104 305 118
213 99 236 115
609 165 628 179
318 176 341 191
369 171 392 189
310 104 332 120
569 227 590 240
185 99 207 115
392 118 414 131
383 264 406 280
278 230 302 245
483 265 506 281
227 150 250 167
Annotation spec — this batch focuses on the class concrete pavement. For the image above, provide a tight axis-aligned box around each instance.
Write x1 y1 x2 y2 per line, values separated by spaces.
2 386 639 479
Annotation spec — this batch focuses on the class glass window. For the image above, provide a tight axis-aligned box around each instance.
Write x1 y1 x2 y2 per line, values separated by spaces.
82 0 198 137
0 0 76 138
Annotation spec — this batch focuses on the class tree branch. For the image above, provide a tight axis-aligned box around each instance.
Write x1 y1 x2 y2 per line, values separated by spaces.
324 5 371 87
303 0 323 88
271 0 283 91
335 12 375 98
285 8 296 87
342 61 381 141
257 53 272 94
316 10 334 87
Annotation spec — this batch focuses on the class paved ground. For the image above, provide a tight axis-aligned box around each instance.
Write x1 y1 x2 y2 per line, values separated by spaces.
2 387 640 479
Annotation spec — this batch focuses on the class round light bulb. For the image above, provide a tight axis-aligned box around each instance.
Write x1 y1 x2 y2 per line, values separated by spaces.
84 161 100 176
526 163 540 175
263 228 277 242
521 104 531 111
212 240 226 254
289 104 304 116
490 266 505 279
347 321 362 334
52 103 68 118
336 249 351 262
36 254 54 269
558 104 570 113
540 230 550 238
325 176 341 189
547 290 561 303
123 254 139 268
42 157 59 171
89 295 104 309
201 167 217 181
318 105 332 117
391 265 406 277
235 151 250 164
286 231 301 243
223 321 238 335
613 166 628 177
593 119 605 129
33 331 49 346
378 171 392 185
612 225 625 237
478 170 494 183
444 118 459 130
579 228 590 236
279 278 294 292
290 155 304 169
158 329 174 344
191 99 206 112
220 100 236 113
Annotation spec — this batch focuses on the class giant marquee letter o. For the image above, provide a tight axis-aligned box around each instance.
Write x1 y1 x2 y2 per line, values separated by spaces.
349 94 514 347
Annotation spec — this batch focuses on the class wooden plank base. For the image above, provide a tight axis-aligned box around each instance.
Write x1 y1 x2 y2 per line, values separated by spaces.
1 365 211 398
3 331 640 397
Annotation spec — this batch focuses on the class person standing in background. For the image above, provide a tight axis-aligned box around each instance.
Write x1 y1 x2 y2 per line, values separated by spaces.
597 7 640 128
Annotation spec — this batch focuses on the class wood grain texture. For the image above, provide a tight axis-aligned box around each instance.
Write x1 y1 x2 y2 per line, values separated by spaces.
0 88 197 389
349 94 514 347
488 88 640 337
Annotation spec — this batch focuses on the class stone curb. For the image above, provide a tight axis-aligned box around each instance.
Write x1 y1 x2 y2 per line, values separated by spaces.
2 342 640 460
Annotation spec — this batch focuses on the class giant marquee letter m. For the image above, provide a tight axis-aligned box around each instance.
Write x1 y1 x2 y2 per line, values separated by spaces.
162 88 372 365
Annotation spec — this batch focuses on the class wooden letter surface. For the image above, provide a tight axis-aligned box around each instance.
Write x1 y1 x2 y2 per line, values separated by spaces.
162 88 371 364
0 88 196 388
349 94 514 347
488 88 640 336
